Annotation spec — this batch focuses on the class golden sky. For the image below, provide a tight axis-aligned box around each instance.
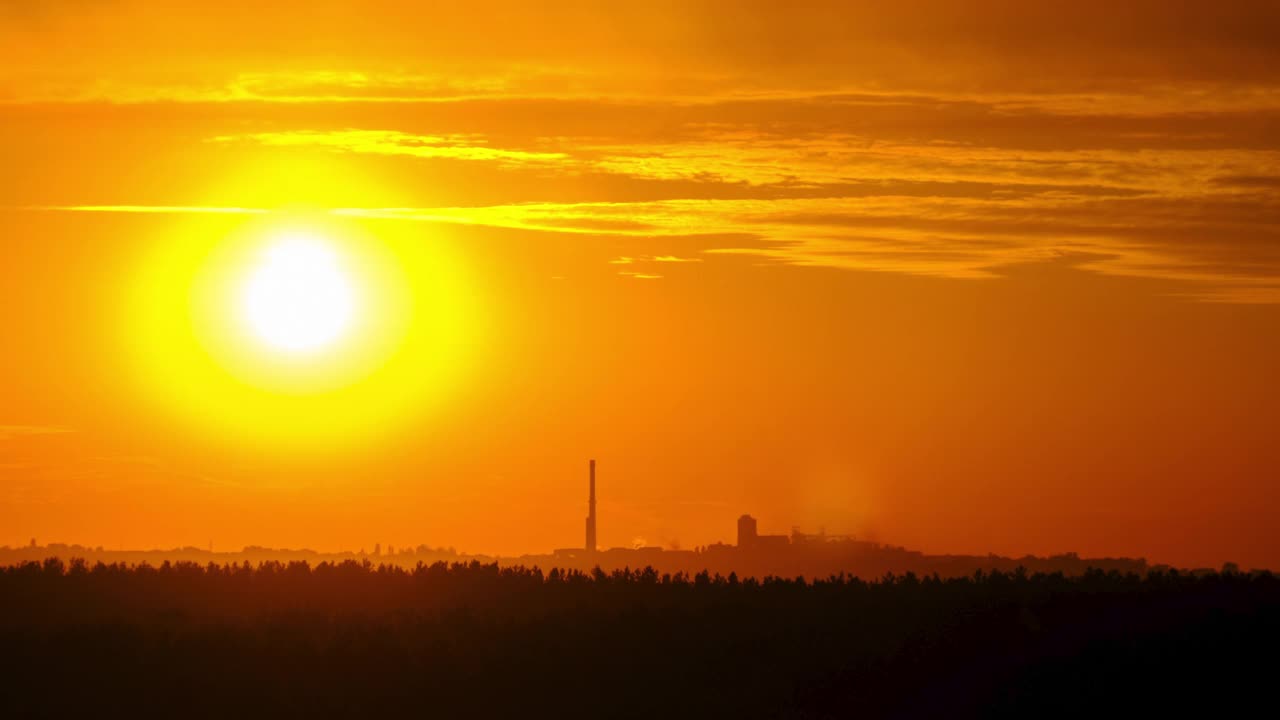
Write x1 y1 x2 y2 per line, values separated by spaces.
2 1 1279 568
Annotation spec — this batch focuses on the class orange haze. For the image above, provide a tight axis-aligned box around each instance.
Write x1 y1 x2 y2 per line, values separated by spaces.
2 1 1279 569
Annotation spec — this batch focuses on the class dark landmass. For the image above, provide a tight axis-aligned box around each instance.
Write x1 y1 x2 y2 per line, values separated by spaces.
0 531 1159 580
1 558 1275 718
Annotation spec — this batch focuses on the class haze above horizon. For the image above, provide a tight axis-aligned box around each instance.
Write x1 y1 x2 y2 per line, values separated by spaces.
2 1 1279 570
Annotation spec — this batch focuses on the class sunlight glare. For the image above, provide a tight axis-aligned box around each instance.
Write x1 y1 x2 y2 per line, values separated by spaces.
127 211 483 451
241 233 355 353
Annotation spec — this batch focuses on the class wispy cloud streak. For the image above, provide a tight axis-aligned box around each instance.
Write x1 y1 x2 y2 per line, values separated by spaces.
0 425 73 440
24 205 269 215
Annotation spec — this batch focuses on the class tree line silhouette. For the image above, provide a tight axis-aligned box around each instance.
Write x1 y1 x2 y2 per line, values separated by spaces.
1 559 1275 718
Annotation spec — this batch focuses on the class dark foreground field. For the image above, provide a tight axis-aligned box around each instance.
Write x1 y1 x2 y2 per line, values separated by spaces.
1 560 1275 718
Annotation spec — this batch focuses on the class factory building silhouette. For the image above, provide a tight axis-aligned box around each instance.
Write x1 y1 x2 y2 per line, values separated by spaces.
576 461 852 556
737 513 789 552
585 459 597 553
536 459 1146 578
3 458 1148 580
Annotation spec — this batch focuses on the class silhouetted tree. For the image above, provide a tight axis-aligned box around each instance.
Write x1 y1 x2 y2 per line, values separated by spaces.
0 559 1273 719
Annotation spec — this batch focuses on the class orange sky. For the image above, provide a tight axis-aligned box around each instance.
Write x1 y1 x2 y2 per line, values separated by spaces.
2 1 1279 568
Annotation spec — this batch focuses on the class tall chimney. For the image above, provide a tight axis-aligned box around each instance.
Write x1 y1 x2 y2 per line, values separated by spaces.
585 459 597 552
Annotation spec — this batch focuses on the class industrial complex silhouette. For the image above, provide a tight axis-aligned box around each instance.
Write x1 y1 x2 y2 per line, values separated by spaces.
539 459 1151 579
584 459 597 554
0 459 1155 578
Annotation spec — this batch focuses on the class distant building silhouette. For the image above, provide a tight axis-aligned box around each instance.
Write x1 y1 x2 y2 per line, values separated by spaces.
739 516 789 552
737 515 757 548
585 459 597 553
6 463 1142 582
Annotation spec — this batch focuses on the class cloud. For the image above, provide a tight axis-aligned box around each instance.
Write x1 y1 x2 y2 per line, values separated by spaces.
1211 175 1280 190
0 425 73 441
212 130 567 169
5 2 1279 303
20 192 1280 300
610 255 701 265
5 2 1280 104
25 205 268 215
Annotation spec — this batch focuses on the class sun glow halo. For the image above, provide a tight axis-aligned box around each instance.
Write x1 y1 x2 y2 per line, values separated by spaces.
126 213 483 451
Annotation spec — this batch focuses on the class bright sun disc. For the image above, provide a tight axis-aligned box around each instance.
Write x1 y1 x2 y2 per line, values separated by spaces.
242 233 355 353
128 212 484 451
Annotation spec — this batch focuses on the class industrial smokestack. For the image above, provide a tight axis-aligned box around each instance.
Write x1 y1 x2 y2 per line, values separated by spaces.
585 459 597 552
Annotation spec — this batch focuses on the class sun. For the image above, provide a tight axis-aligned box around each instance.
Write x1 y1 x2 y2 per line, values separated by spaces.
126 212 485 451
241 232 356 354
